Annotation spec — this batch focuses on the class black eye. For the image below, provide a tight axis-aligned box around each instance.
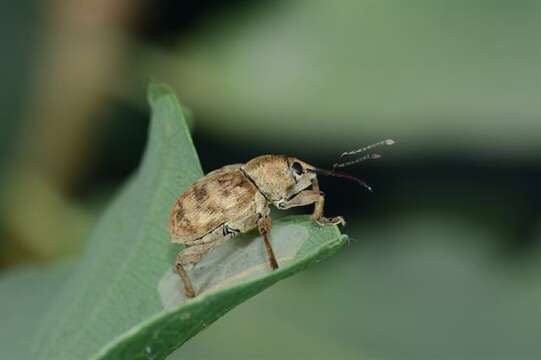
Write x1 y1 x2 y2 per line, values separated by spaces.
291 161 303 176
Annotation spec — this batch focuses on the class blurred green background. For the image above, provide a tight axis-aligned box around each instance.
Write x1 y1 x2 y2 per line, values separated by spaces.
1 0 540 359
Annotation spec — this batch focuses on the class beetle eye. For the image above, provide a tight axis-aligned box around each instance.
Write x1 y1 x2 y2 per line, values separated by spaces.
291 161 304 176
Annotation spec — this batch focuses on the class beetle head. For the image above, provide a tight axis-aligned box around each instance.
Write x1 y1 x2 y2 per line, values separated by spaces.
287 157 374 193
241 155 316 202
242 155 373 205
285 157 318 197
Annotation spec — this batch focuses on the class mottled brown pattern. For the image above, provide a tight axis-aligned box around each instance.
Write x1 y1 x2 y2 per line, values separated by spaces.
194 186 208 201
221 188 231 197
217 177 230 186
170 167 258 244
174 204 184 222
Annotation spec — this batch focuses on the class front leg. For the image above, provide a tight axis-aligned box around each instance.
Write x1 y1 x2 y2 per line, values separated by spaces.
278 179 345 226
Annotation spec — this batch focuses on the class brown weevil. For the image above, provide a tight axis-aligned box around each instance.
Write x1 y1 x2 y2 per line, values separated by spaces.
170 139 394 298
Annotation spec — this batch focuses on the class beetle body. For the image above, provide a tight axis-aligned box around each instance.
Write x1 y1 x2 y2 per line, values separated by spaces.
170 164 259 246
170 154 344 298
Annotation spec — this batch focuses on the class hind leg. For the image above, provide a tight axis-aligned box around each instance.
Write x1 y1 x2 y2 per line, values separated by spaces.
175 222 240 297
175 257 195 299
175 238 227 298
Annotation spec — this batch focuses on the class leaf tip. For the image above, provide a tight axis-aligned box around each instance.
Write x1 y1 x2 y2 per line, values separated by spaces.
147 80 176 104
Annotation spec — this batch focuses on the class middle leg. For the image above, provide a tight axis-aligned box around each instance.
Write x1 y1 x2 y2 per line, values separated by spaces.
254 192 278 270
258 215 278 270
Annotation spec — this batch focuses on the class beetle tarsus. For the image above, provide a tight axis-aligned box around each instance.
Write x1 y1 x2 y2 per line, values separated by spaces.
314 216 346 227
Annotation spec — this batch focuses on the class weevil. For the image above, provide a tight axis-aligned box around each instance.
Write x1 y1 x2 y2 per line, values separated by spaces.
170 140 394 298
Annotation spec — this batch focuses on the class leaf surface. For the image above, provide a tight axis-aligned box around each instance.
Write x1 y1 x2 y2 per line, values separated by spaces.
28 82 345 359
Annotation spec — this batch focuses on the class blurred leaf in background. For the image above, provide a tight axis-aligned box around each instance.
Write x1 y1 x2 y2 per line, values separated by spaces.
0 0 143 264
139 0 541 157
1 0 540 359
0 0 36 174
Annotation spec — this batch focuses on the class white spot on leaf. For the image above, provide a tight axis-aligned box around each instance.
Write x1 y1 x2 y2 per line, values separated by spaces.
159 224 308 309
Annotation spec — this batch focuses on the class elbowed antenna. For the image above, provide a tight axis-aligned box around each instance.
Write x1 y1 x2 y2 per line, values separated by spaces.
309 167 373 192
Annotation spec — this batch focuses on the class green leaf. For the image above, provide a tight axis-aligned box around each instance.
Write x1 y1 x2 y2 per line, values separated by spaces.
28 82 345 359
0 264 71 359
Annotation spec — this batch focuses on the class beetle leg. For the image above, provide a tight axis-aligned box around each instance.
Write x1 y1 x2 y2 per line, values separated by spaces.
310 178 345 226
175 259 195 299
255 193 278 270
258 215 278 270
278 179 345 226
175 240 226 298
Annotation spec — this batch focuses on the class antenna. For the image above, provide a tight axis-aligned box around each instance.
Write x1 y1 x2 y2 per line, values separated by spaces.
339 139 395 158
333 139 395 169
333 153 381 170
309 167 372 192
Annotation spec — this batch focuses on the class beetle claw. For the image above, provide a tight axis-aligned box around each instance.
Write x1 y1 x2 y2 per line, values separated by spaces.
314 216 346 227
